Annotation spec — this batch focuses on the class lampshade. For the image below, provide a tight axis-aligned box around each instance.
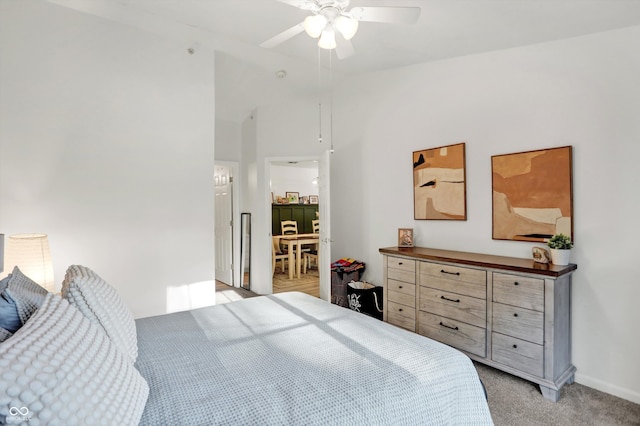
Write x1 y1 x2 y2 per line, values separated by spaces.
0 234 4 273
304 14 327 38
5 233 55 292
318 28 337 50
335 15 358 40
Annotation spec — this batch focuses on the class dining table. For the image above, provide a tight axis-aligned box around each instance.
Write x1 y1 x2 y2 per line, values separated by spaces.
276 233 320 280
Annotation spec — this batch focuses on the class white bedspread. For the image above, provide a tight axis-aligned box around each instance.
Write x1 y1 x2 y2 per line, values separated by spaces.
135 292 493 425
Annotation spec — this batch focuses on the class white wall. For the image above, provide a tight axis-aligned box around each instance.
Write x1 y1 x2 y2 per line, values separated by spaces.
328 27 640 403
215 119 241 162
0 1 216 318
270 165 319 202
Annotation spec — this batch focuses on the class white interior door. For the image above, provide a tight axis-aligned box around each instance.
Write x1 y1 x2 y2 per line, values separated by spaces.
318 150 331 301
214 165 233 285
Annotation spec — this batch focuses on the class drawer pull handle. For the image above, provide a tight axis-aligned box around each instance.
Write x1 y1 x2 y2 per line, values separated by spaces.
398 308 403 312
399 285 403 289
440 269 460 276
439 322 459 331
398 262 403 265
513 313 518 317
514 282 519 286
513 344 518 349
440 295 460 303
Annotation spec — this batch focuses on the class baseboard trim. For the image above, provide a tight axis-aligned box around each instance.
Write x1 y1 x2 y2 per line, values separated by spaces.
575 373 640 404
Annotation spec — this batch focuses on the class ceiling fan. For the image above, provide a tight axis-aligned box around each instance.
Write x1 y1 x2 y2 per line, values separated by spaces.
260 0 421 59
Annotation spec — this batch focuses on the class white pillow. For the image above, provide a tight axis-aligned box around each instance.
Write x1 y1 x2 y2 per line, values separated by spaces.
61 265 138 363
0 327 11 343
0 293 149 425
4 266 48 324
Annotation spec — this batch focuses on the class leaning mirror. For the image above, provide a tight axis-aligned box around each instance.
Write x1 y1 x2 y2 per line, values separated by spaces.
240 213 251 290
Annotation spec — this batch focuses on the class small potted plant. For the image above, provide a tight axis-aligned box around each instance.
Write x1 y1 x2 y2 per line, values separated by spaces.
547 233 573 265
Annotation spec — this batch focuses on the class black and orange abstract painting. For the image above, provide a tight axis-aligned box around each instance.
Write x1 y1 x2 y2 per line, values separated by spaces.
413 143 467 220
492 146 573 242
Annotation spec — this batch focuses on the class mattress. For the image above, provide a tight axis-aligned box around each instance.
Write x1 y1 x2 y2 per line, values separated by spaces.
135 291 493 425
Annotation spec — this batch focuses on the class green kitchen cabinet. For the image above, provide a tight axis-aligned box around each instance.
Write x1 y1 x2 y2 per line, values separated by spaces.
272 204 319 235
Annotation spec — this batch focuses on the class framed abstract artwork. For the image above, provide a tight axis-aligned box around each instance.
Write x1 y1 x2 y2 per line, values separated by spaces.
413 142 467 220
492 146 573 242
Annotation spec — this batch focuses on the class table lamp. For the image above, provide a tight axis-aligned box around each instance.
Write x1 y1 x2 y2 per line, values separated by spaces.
4 233 55 292
0 234 4 273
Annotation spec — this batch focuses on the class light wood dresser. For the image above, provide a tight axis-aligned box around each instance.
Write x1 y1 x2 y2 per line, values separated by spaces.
380 246 577 402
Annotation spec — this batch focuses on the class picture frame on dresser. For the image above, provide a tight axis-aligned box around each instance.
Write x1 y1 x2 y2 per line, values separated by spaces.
398 228 414 247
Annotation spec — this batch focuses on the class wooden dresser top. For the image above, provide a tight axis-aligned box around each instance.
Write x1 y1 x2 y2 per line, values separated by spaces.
379 246 577 278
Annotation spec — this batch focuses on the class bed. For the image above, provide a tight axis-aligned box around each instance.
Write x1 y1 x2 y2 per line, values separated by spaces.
0 266 493 425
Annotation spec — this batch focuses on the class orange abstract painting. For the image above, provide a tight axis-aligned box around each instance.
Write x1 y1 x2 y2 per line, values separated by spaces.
413 143 467 220
492 146 573 242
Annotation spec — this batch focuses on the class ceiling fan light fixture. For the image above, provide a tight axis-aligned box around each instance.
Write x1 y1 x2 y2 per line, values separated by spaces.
335 15 358 40
304 14 327 38
317 28 337 50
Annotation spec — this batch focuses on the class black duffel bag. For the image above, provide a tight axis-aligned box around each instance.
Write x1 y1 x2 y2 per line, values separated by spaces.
347 281 383 320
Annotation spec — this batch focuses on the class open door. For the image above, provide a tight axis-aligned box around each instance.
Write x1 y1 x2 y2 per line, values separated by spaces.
318 150 331 301
214 165 233 286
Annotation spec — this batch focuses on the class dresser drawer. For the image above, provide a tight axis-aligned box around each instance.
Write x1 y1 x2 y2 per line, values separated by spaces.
387 279 415 296
492 332 544 377
419 262 486 299
493 273 544 312
493 303 544 345
387 301 416 331
418 311 486 357
419 286 486 328
388 290 416 308
388 257 415 273
388 267 415 284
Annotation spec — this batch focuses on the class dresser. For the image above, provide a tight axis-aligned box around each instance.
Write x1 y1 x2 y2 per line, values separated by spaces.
380 246 577 402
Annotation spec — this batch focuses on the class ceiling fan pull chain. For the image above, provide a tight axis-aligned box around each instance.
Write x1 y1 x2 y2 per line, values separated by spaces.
317 45 323 144
329 49 334 153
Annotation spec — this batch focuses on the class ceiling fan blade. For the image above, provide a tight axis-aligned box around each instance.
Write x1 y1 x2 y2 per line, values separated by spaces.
260 23 305 48
335 36 354 60
349 6 421 24
276 0 318 11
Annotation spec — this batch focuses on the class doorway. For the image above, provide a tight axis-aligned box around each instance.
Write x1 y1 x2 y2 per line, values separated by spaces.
267 153 331 300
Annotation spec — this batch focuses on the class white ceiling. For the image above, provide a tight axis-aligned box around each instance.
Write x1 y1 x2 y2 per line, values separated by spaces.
48 0 640 122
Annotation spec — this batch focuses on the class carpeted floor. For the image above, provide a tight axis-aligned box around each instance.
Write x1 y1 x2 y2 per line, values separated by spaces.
476 362 640 425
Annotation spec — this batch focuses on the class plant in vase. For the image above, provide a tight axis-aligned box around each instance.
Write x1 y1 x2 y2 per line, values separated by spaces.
547 233 573 265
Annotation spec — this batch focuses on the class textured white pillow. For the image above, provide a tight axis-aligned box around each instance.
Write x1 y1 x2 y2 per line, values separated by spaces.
61 265 138 363
0 294 149 425
0 327 11 343
4 266 48 324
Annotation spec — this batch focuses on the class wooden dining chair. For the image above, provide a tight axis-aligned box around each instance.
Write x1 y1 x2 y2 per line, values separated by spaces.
280 220 310 256
272 236 289 275
303 220 320 274
303 249 318 274
310 219 320 251
281 220 298 235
